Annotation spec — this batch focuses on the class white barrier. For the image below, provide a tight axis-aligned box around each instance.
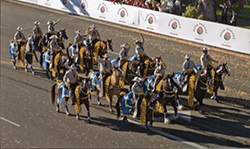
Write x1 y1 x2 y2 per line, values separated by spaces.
17 0 250 55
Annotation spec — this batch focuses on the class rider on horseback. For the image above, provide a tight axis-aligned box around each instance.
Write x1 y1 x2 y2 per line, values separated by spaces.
135 34 147 77
63 65 79 105
69 43 78 65
47 19 61 35
200 47 218 78
33 21 43 50
131 76 144 117
86 24 101 52
95 53 112 97
14 27 26 60
24 38 35 75
9 40 18 70
118 43 131 67
74 30 87 47
182 54 197 84
49 35 60 69
152 61 166 92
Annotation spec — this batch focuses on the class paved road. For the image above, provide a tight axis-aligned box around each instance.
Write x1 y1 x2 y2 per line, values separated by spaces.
1 0 250 148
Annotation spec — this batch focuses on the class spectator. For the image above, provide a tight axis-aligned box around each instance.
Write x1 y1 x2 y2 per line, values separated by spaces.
219 3 228 24
230 10 237 26
133 0 140 7
146 0 157 10
227 0 231 9
165 0 174 13
175 0 181 15
239 0 244 13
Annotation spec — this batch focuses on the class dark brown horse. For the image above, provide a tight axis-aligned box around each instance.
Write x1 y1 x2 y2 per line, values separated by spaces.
211 63 230 102
193 66 213 114
79 42 92 75
51 78 91 120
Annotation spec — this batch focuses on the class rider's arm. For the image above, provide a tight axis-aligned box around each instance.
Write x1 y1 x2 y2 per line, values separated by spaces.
53 18 61 26
140 34 144 46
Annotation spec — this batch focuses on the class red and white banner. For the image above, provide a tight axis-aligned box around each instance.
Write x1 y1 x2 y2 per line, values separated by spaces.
17 0 250 55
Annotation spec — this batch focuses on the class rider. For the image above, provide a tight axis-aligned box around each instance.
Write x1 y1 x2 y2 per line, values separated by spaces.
86 24 101 51
118 43 131 67
74 30 87 47
24 39 35 75
33 21 43 50
9 40 18 70
63 65 79 105
135 34 147 77
131 76 144 117
49 35 60 69
69 43 78 65
95 53 112 97
121 91 135 124
200 47 218 77
152 61 166 92
182 54 197 82
47 18 61 35
14 27 26 60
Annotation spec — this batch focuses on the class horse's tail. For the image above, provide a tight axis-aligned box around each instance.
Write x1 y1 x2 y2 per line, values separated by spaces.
51 83 57 106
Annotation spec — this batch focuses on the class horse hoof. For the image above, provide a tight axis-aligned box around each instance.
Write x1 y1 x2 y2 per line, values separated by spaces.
66 111 70 115
164 118 170 124
198 110 204 114
98 102 103 106
178 105 183 110
56 107 60 112
173 113 179 119
76 116 79 120
110 109 113 112
87 117 91 121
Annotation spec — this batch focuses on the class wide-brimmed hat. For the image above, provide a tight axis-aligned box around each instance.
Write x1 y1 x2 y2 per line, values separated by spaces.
49 35 58 39
47 20 53 25
134 40 141 44
202 47 209 51
34 21 40 25
120 44 127 48
103 53 109 58
132 77 142 82
91 24 96 28
75 30 81 34
185 54 190 59
17 27 23 31
70 65 76 70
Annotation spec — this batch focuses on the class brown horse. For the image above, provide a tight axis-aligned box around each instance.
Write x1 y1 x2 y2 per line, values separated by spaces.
92 39 113 64
211 63 230 102
79 42 92 75
105 67 124 112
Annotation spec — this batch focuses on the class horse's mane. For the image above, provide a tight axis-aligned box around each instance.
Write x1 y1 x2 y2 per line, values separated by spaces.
194 70 202 91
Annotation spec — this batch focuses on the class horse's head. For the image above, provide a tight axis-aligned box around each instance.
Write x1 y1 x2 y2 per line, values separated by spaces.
162 74 175 91
222 63 230 76
80 78 90 92
113 67 123 79
102 39 113 52
58 29 68 40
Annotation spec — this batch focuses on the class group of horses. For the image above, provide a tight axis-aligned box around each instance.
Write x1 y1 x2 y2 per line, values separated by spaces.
14 29 230 127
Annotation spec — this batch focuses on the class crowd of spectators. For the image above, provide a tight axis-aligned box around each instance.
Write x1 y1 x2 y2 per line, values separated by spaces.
109 0 182 15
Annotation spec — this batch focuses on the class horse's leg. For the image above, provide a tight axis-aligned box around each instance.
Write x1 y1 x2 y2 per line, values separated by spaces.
109 93 113 112
176 91 183 110
96 90 102 105
132 98 138 118
84 99 91 121
64 97 70 115
170 97 178 119
163 103 170 124
195 92 204 114
56 97 60 112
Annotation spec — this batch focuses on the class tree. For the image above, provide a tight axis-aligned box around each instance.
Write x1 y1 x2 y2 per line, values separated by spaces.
195 0 218 22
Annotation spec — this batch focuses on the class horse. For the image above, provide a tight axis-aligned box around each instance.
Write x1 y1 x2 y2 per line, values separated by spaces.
154 73 180 124
105 67 124 112
56 29 68 49
193 66 213 114
211 63 230 102
92 39 113 64
51 79 91 120
88 67 124 110
123 60 141 88
79 42 92 75
142 55 166 78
